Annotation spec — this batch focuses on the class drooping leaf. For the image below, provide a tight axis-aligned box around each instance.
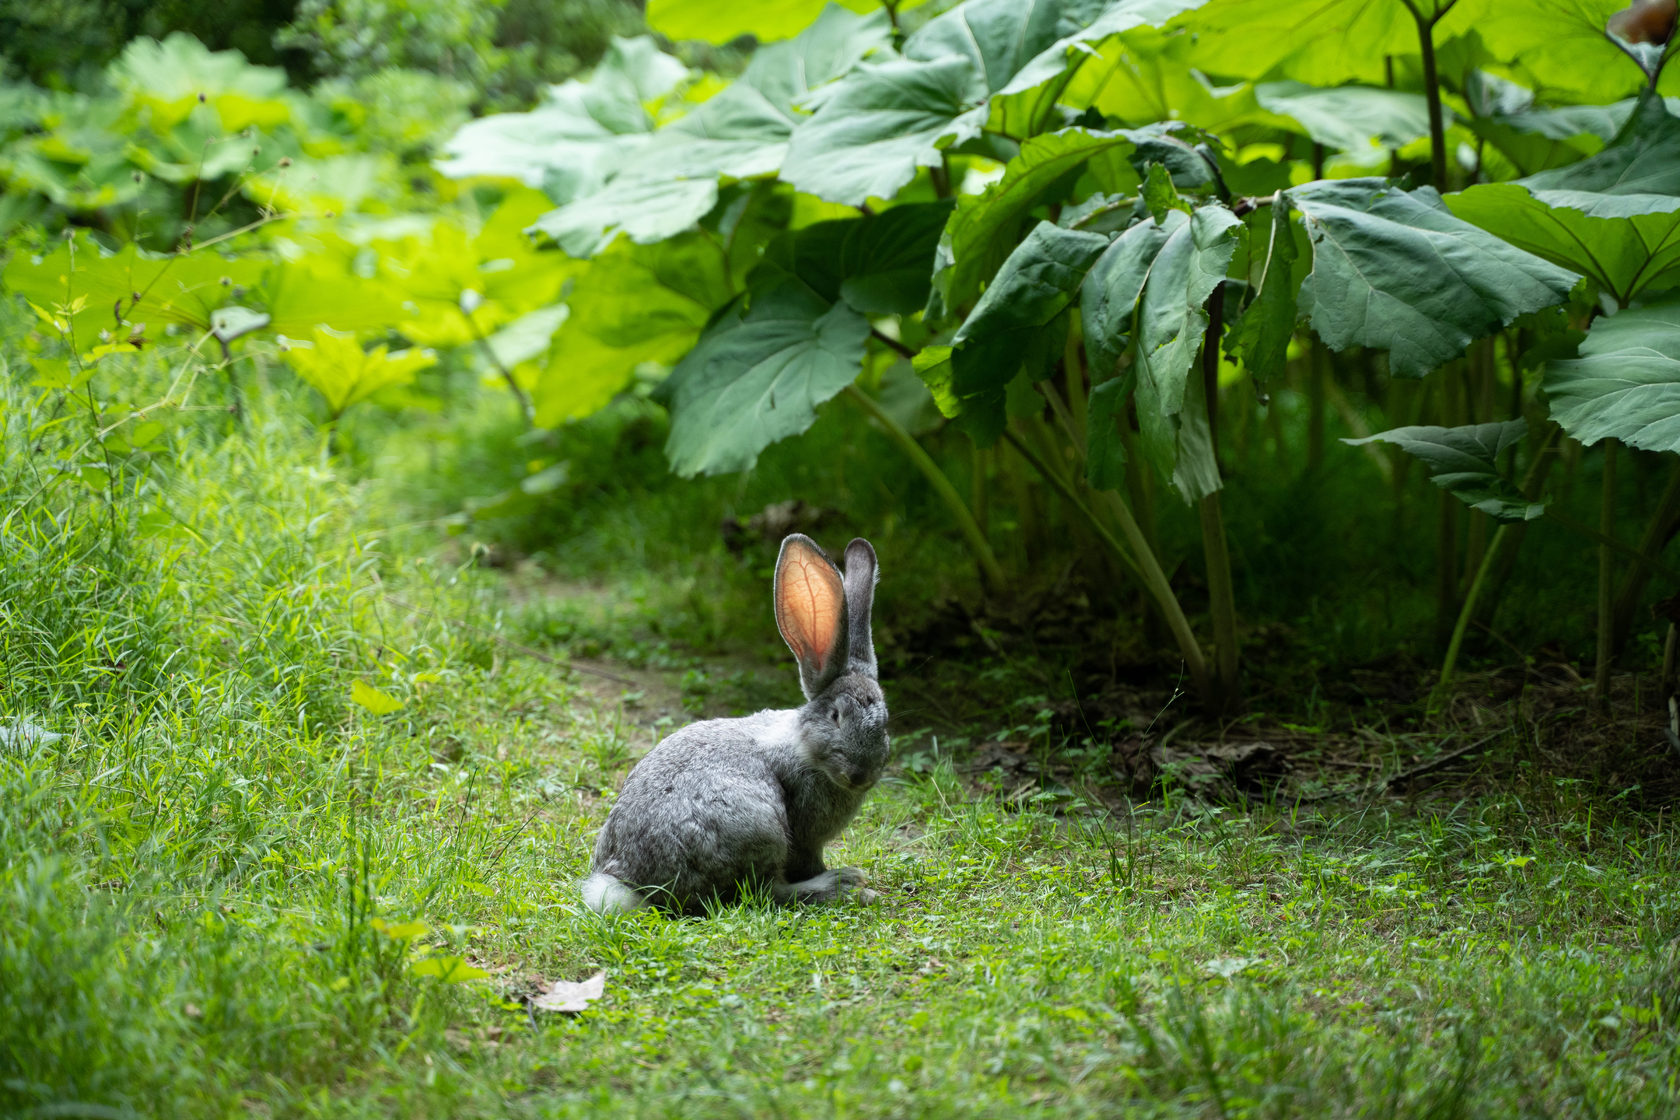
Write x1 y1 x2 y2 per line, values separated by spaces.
1519 93 1680 196
1080 217 1172 381
1346 420 1544 521
923 222 1112 439
1225 196 1301 382
409 955 490 983
1446 183 1680 303
1289 179 1577 378
757 202 954 315
1544 294 1680 453
783 0 1200 207
659 281 870 475
1131 205 1241 501
930 126 1155 318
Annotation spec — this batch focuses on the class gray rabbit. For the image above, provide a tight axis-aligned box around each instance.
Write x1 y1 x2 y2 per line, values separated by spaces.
582 534 888 914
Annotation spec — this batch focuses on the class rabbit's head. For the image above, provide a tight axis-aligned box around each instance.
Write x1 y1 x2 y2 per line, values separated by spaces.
774 535 888 791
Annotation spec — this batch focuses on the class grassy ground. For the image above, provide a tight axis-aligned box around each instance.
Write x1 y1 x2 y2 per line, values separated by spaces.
4 344 1680 1118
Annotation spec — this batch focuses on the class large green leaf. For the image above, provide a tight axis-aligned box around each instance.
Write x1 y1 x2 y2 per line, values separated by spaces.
1080 216 1172 379
756 202 954 315
528 9 889 255
1520 94 1680 196
536 232 735 427
782 0 1201 206
2 234 267 342
530 178 722 257
1446 183 1680 303
929 126 1155 318
1131 205 1241 501
1251 81 1434 161
659 282 870 475
1290 179 1577 378
1346 420 1544 521
1178 0 1458 86
922 222 1112 439
1544 295 1680 453
1225 196 1301 382
645 0 885 44
109 32 295 132
436 37 686 192
283 328 435 419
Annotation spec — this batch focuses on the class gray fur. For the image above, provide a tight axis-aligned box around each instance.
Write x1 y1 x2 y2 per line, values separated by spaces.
584 535 887 915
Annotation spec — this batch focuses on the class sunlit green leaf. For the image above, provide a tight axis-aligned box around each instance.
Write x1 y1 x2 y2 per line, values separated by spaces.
349 679 406 715
284 329 435 419
1446 183 1680 303
646 0 884 45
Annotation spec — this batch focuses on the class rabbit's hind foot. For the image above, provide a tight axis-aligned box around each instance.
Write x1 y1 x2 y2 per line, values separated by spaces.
773 867 879 905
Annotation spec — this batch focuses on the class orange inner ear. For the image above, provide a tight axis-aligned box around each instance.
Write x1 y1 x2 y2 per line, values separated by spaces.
776 542 844 672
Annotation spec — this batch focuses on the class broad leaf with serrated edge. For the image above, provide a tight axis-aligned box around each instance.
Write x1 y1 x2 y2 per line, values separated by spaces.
783 0 1201 207
1544 295 1680 453
756 202 953 315
659 282 870 475
930 126 1160 317
923 222 1111 440
1346 420 1544 521
1446 184 1680 303
1290 179 1577 378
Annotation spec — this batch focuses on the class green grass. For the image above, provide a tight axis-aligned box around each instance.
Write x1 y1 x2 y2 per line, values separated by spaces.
4 336 1680 1118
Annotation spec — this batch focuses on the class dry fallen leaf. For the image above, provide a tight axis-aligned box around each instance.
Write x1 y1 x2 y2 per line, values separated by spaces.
531 970 605 1013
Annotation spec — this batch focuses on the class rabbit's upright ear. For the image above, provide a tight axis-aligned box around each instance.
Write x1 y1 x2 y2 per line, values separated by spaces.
841 539 878 680
774 534 849 698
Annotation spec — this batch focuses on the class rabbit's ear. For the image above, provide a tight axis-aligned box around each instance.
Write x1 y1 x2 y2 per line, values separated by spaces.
841 538 878 680
774 534 849 698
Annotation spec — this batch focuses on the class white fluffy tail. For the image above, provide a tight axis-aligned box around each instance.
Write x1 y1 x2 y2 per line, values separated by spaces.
581 872 646 914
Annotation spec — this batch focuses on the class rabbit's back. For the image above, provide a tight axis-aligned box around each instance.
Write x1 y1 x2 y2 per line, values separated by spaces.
592 712 798 906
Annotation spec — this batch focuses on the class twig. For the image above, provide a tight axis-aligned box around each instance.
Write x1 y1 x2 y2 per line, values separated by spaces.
1381 730 1503 791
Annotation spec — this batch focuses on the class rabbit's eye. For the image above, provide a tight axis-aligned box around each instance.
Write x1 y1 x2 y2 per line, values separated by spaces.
829 707 843 726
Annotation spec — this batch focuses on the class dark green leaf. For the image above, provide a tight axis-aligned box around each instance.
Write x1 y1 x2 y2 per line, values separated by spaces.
1252 81 1433 158
1133 205 1240 501
930 126 1155 318
1226 196 1300 381
661 282 870 475
1346 420 1544 521
1544 295 1680 454
1290 179 1577 378
757 202 954 315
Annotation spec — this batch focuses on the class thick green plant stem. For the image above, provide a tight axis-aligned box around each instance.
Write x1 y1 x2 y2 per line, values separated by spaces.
843 384 1005 590
1597 440 1619 708
1434 424 1560 701
1198 491 1240 713
1611 458 1680 654
1001 427 1212 702
1306 344 1327 473
1198 289 1239 709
